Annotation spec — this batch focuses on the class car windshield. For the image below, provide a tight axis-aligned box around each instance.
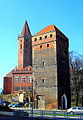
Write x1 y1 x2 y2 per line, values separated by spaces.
78 107 82 110
72 107 77 109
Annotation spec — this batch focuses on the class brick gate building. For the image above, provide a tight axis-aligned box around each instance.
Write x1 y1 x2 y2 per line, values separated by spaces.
4 21 71 109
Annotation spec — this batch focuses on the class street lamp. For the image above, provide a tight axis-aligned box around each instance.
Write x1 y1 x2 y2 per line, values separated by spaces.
31 73 37 118
29 76 34 118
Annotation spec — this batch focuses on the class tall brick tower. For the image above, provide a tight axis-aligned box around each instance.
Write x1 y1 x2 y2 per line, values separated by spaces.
18 21 32 69
4 21 32 95
32 25 71 109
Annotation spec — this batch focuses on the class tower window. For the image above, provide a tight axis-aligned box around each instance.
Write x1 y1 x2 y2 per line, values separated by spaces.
34 38 37 41
40 45 42 48
20 40 22 42
20 44 22 49
26 51 27 54
29 68 32 70
26 44 27 48
57 35 59 40
40 37 42 40
42 79 45 83
20 51 22 54
47 44 49 47
45 36 47 39
43 61 45 65
50 34 52 37
60 36 62 40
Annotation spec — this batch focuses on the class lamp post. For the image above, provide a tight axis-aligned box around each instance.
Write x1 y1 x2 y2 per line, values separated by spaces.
31 77 33 119
29 72 37 119
29 76 34 118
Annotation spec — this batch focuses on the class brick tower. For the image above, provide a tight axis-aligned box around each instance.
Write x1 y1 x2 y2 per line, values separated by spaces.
18 21 32 69
4 21 71 109
32 25 71 109
4 21 32 94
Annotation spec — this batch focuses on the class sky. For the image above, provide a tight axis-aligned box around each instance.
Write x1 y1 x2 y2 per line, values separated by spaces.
0 0 83 89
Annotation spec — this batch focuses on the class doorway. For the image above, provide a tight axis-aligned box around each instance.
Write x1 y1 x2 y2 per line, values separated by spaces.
61 94 67 109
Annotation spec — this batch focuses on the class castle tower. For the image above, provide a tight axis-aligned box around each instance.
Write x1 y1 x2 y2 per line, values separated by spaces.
32 25 71 109
18 21 32 69
3 21 33 95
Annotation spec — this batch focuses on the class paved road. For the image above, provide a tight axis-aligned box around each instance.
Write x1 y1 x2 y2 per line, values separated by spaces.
0 115 82 120
0 109 83 120
0 116 39 120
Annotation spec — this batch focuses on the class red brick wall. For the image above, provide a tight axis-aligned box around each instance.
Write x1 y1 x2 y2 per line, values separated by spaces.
12 72 32 94
4 77 12 94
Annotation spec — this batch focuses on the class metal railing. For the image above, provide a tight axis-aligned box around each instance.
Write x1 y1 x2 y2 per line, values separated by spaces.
13 109 83 120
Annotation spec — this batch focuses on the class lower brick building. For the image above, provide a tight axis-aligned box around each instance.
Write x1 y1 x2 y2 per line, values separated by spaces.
4 66 32 94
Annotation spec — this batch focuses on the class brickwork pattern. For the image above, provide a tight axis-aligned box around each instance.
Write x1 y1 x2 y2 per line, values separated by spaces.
32 31 58 109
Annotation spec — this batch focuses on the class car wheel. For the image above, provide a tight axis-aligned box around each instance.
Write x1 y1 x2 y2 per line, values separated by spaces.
70 111 74 114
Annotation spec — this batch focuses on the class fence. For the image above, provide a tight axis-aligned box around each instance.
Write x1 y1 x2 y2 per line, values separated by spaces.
13 110 83 120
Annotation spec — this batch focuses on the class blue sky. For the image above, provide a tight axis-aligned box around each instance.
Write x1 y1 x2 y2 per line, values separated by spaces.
0 0 83 89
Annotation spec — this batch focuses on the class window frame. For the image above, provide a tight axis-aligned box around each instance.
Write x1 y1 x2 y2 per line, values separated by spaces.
29 76 32 83
45 36 47 39
50 34 53 38
34 38 37 41
47 44 49 47
21 76 26 83
21 86 26 90
42 79 45 83
14 76 19 83
40 45 42 48
14 86 20 91
20 44 22 49
40 37 42 40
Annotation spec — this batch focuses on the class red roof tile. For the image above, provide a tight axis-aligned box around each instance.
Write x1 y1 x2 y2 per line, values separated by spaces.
34 25 64 36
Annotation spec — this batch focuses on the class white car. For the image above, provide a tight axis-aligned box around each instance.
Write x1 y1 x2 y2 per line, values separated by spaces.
67 107 83 114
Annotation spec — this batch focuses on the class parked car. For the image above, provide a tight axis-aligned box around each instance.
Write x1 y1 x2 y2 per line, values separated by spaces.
67 107 83 114
0 102 6 106
11 103 25 108
8 103 15 107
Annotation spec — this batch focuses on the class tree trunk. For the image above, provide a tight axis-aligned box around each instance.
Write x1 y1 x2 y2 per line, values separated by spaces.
76 92 79 106
82 89 83 106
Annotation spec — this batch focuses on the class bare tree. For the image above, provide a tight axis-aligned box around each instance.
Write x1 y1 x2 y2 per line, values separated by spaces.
69 51 83 106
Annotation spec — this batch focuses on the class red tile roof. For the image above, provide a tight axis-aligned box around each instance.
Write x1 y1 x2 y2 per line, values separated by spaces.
21 21 31 36
34 25 64 36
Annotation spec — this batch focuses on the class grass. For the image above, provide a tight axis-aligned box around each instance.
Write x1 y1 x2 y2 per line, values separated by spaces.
31 112 83 117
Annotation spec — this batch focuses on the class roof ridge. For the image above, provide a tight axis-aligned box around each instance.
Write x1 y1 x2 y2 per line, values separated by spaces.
34 25 55 35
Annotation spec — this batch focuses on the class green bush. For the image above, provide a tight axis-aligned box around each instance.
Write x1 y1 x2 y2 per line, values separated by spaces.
24 103 29 107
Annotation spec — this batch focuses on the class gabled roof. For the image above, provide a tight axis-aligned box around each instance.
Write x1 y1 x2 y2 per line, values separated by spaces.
21 20 31 36
34 25 65 36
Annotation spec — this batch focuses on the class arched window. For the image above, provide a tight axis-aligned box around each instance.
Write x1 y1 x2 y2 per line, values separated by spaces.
40 45 42 48
42 61 45 65
20 44 22 49
47 44 49 47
